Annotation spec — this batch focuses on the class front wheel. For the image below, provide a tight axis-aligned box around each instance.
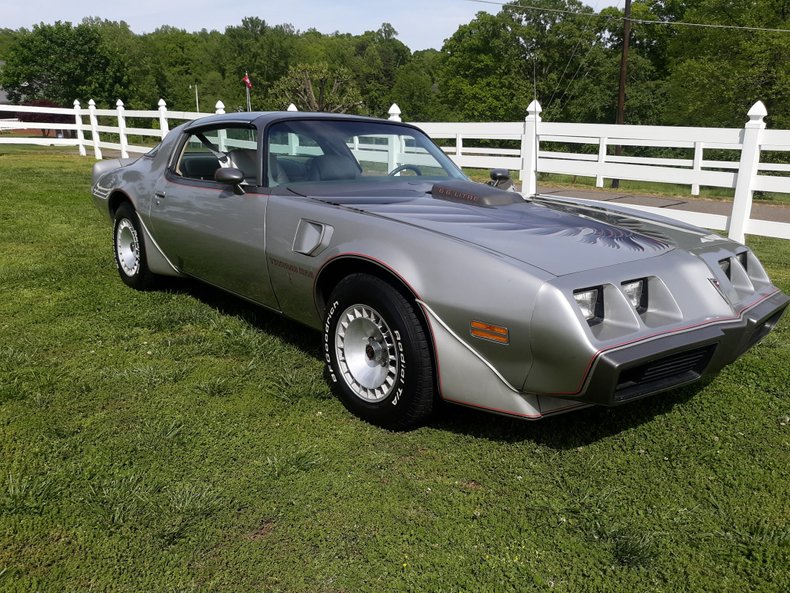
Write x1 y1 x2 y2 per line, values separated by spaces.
113 203 157 290
324 274 434 430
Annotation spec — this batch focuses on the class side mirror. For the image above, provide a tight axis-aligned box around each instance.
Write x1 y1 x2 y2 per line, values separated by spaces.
488 168 514 190
214 167 246 195
489 168 510 183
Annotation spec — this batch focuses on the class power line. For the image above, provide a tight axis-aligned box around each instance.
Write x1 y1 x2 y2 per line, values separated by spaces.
466 0 589 18
464 0 790 34
549 2 622 115
545 0 610 114
629 17 790 33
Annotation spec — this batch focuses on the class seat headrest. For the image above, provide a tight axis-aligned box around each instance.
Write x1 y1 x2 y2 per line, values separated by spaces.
314 154 360 181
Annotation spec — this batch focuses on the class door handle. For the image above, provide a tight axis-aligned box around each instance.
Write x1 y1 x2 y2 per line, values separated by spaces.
155 191 166 199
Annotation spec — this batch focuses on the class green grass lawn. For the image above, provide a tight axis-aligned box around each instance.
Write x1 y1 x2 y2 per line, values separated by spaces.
1 148 789 592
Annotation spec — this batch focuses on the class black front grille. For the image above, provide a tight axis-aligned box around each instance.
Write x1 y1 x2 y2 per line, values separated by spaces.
614 345 716 402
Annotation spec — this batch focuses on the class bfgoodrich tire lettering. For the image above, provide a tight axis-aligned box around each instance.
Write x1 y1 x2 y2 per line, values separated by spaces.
325 274 434 430
113 203 157 290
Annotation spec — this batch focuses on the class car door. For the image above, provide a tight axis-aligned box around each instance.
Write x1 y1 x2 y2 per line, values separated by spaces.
149 124 279 309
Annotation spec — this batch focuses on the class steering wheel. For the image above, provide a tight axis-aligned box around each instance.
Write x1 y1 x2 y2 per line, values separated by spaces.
387 164 422 176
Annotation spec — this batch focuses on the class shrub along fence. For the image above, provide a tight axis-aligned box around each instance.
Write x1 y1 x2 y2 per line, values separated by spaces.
1 99 788 242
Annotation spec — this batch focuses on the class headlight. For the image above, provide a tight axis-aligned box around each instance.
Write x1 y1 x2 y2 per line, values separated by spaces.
573 286 603 325
621 278 648 314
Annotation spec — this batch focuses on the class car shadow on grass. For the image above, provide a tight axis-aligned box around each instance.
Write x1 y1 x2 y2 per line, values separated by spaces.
155 277 711 447
159 277 322 358
429 379 712 449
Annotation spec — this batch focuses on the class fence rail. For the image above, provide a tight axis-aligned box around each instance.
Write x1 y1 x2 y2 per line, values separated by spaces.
414 100 790 243
1 98 788 242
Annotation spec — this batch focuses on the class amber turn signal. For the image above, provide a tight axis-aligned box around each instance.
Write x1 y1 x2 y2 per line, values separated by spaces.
470 321 510 344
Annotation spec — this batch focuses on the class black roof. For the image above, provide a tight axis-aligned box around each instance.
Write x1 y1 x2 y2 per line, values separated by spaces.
184 111 407 131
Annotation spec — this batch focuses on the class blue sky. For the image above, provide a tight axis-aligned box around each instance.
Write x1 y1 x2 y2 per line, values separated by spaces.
6 1 621 51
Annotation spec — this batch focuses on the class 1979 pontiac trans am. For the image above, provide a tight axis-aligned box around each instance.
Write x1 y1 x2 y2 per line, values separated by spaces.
91 112 788 429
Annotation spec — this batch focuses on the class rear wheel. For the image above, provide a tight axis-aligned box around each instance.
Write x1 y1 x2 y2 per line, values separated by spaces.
113 203 157 290
324 274 434 430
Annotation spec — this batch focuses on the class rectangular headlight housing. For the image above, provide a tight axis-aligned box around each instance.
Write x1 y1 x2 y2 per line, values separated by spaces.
573 286 604 325
621 278 648 314
736 251 748 272
719 257 732 279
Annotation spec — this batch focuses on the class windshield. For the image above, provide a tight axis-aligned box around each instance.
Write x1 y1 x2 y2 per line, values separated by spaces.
266 119 466 187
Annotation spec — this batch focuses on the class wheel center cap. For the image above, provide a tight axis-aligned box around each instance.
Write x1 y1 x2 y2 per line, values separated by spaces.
366 338 385 365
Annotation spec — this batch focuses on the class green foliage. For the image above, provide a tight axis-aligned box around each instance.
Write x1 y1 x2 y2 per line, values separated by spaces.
0 28 19 60
0 21 129 106
662 0 790 128
267 62 362 113
438 1 624 123
0 2 789 124
351 24 412 116
391 50 445 120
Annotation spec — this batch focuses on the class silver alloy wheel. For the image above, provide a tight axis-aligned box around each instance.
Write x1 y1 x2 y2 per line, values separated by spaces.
116 218 141 277
334 304 398 402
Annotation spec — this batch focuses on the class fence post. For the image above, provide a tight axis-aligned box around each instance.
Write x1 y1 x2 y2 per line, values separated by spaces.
158 99 169 139
595 137 608 187
73 100 86 157
387 135 401 172
116 99 129 158
455 134 462 157
287 103 298 112
521 100 541 195
383 104 402 171
728 101 767 243
691 141 704 195
88 99 102 160
213 101 227 150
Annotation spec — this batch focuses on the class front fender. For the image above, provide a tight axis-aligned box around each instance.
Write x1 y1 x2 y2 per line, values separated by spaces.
266 195 553 391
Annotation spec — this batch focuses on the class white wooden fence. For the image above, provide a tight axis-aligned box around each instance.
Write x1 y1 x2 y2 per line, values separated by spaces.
1 98 788 242
415 100 790 243
0 99 220 159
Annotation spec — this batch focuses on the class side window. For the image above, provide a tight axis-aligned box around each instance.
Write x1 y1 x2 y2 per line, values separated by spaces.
267 126 324 186
175 126 258 183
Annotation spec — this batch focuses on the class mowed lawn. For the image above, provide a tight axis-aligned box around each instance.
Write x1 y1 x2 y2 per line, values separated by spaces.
1 147 788 593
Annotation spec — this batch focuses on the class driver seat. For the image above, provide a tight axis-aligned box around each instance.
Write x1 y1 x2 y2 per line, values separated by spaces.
308 154 361 181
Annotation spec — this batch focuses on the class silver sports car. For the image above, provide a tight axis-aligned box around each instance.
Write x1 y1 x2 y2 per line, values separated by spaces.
91 112 788 429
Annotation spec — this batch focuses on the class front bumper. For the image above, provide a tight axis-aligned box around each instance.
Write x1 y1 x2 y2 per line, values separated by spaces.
580 290 789 406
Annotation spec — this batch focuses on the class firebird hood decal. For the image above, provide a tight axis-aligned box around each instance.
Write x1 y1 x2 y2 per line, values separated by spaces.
313 194 674 275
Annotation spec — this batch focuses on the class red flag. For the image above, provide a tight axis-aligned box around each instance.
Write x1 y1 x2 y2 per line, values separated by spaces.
242 72 252 89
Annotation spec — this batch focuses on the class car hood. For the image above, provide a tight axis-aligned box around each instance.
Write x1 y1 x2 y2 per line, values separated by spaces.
295 180 723 276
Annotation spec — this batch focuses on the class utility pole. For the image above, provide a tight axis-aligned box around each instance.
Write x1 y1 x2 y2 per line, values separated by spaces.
612 0 632 189
190 84 199 112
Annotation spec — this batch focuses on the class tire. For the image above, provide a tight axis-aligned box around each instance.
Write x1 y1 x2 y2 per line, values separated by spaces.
324 274 435 430
113 203 157 290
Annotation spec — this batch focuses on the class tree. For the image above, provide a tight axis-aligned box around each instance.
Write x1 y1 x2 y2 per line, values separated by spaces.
391 50 446 121
662 0 790 128
352 24 411 116
222 18 297 110
438 1 614 122
0 21 128 106
268 62 362 112
0 28 19 60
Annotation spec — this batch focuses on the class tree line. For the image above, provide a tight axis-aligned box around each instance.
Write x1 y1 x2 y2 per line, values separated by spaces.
0 0 788 128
